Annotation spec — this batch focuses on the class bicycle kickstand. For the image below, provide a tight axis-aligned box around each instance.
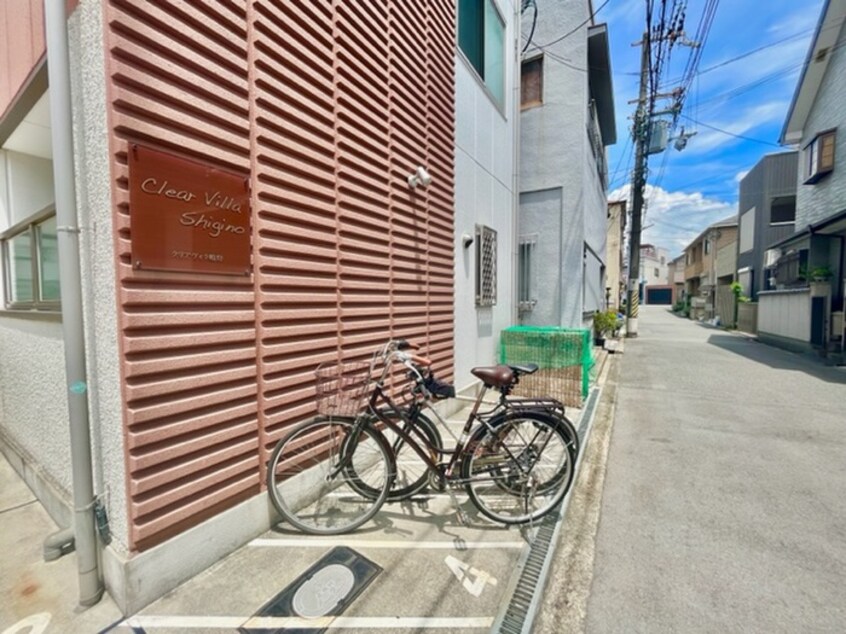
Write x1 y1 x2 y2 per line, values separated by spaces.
446 486 468 526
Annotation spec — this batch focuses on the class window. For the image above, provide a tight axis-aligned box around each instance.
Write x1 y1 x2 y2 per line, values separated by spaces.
704 239 711 255
654 268 660 278
2 210 60 310
475 224 497 306
518 235 537 310
804 129 836 184
458 0 505 108
521 57 543 109
770 196 796 224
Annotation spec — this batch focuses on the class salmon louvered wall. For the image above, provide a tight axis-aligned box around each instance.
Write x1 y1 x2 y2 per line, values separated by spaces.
105 0 455 551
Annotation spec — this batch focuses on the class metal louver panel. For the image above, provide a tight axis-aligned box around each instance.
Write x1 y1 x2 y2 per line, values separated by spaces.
105 0 455 551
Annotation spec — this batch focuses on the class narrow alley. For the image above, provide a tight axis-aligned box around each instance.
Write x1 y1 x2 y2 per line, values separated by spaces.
539 305 846 633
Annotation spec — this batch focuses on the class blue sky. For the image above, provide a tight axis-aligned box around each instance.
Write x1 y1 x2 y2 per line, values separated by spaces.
600 0 826 257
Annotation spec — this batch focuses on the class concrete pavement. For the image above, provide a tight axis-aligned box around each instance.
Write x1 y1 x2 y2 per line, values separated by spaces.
539 305 846 633
0 454 123 633
1 350 611 633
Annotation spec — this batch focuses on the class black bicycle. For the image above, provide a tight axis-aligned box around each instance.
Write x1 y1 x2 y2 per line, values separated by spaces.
267 340 579 535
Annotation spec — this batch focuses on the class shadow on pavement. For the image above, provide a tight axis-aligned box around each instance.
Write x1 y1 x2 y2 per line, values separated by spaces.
706 333 846 385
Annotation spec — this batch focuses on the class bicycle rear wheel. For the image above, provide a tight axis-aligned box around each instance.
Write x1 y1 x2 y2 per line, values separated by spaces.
267 417 393 535
462 412 575 524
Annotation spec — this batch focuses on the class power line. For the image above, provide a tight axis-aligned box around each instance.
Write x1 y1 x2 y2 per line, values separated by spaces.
534 0 613 49
661 17 845 88
521 0 538 54
679 114 782 147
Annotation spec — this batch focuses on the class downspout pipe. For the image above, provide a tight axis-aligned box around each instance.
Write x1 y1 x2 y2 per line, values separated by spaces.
512 0 522 327
44 0 104 607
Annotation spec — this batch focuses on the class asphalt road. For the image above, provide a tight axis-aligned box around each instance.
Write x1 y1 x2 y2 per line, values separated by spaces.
571 306 846 633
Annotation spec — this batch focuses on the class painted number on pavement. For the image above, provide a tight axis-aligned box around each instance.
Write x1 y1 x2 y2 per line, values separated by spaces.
2 613 51 634
444 555 498 597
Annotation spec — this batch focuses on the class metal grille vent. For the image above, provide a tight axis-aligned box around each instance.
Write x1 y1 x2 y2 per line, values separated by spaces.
476 225 497 307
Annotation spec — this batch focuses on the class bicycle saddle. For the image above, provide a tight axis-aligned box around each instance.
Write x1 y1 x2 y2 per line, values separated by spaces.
471 365 514 388
508 363 538 376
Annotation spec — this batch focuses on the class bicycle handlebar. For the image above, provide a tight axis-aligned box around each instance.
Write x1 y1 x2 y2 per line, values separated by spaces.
373 340 433 392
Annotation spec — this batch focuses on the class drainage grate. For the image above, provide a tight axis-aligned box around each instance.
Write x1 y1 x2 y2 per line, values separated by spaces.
495 386 601 633
240 546 381 634
497 510 561 634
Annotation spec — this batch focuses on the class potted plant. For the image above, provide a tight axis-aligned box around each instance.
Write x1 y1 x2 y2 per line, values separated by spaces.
593 309 619 346
810 265 833 282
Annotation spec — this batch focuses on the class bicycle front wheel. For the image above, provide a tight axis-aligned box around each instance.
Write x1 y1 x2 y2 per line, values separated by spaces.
346 410 442 502
267 417 393 535
462 412 575 525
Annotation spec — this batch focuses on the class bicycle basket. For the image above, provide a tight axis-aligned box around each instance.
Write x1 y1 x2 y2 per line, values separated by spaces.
315 361 372 417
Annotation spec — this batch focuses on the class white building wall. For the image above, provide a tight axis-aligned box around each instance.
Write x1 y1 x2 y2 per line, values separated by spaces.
583 127 608 315
454 0 519 389
640 246 669 286
519 0 610 328
0 1 128 552
0 149 73 509
70 0 129 554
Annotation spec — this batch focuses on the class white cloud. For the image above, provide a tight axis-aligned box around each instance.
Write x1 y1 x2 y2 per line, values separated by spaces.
685 100 789 154
610 184 736 256
603 0 643 28
767 8 822 35
734 169 750 183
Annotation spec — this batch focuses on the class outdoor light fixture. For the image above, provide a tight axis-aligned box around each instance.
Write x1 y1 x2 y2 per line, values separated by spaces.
462 232 474 249
407 165 433 188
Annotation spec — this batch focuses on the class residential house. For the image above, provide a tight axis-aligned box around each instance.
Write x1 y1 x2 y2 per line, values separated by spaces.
736 151 799 299
760 0 846 358
683 216 738 321
518 0 616 327
667 254 686 306
0 0 517 613
605 199 626 309
639 243 672 304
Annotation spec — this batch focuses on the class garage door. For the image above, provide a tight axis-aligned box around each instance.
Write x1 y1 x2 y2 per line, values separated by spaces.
646 287 672 305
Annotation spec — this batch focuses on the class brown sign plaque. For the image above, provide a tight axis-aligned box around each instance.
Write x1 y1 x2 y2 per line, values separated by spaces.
129 145 251 276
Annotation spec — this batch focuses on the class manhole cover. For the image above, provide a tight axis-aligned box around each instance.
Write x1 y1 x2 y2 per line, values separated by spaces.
240 546 382 634
292 564 356 618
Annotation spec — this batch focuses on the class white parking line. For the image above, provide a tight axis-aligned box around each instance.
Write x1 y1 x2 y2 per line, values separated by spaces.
119 615 494 629
249 538 526 549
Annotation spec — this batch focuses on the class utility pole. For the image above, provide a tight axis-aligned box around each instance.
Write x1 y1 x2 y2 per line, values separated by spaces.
625 29 695 337
626 32 650 338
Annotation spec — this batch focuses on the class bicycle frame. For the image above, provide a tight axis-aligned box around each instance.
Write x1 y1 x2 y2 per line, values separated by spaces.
354 342 576 490
364 369 540 488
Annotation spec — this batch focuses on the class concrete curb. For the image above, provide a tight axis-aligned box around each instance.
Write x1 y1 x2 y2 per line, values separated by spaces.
492 351 616 633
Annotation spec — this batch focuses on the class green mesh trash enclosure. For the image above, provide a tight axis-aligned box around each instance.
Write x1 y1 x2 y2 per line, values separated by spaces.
500 327 594 407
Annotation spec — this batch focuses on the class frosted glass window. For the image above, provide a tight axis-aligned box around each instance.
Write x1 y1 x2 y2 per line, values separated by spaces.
8 231 34 302
484 0 505 108
37 215 61 301
2 212 60 309
458 0 505 109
